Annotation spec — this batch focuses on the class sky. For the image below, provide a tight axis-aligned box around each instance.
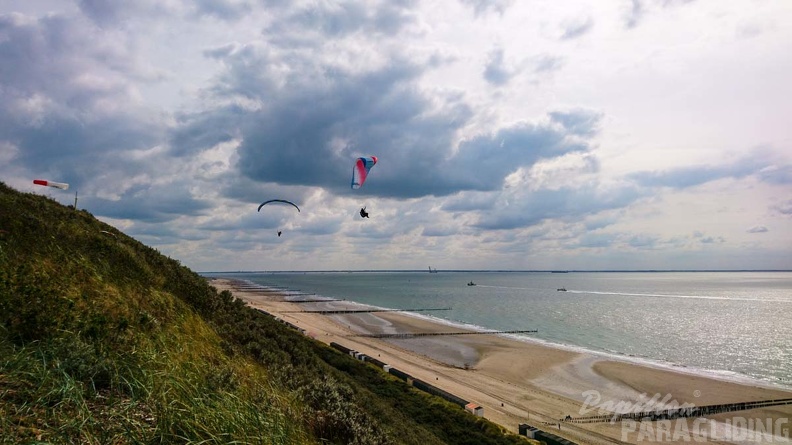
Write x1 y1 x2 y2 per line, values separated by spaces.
1 0 791 271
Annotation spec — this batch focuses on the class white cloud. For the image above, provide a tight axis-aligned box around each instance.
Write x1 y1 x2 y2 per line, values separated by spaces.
1 0 790 271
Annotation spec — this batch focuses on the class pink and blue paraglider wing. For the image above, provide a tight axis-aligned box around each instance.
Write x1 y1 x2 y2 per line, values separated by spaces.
351 156 377 189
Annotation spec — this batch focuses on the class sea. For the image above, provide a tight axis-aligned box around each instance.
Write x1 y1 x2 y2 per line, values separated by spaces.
206 270 792 390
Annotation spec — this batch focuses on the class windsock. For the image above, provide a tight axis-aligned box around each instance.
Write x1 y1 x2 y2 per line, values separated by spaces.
33 179 69 190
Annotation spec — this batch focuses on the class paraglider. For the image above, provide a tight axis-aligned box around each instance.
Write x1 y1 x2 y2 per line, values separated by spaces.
33 179 69 190
359 207 369 218
258 199 300 237
258 199 300 213
351 156 377 189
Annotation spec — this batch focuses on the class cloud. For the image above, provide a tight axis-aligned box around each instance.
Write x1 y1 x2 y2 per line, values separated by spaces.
0 13 167 191
188 37 603 201
628 154 777 190
265 1 418 45
2 1 790 271
772 199 792 216
474 183 645 230
757 164 792 185
191 0 252 21
483 48 513 86
746 226 768 233
624 0 644 29
624 0 697 29
533 55 564 74
459 0 514 17
77 0 179 27
576 232 619 248
628 234 659 248
560 16 593 40
89 183 214 223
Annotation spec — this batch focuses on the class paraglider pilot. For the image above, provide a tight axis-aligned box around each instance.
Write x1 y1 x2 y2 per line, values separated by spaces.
360 207 369 218
277 231 282 237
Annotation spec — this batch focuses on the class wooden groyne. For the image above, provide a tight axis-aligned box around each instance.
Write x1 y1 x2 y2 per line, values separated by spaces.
286 299 344 303
281 307 452 314
566 397 792 424
350 329 538 339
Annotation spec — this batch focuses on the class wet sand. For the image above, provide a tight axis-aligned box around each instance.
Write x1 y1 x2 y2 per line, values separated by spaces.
211 278 792 444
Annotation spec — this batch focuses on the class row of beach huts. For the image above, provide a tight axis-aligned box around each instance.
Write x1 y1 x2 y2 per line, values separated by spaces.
329 341 485 417
254 306 577 444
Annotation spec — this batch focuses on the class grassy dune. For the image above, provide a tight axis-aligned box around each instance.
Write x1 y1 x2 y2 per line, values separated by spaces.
0 182 527 444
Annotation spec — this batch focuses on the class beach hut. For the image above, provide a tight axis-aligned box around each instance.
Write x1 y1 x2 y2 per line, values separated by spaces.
383 364 392 372
518 424 540 439
465 403 484 417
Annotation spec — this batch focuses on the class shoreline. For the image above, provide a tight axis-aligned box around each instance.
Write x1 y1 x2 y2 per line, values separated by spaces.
210 278 792 444
388 308 792 394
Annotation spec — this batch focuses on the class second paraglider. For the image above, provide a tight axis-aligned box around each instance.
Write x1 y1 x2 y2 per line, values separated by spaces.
258 199 300 237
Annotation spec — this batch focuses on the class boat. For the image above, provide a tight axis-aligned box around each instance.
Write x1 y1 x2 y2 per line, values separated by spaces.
428 266 438 273
467 281 476 286
557 287 567 292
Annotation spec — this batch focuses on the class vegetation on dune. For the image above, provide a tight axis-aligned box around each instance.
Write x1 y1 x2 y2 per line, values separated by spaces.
0 182 527 444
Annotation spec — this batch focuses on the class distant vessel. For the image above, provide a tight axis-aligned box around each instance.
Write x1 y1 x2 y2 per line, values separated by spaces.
467 281 476 286
557 287 567 292
428 266 438 273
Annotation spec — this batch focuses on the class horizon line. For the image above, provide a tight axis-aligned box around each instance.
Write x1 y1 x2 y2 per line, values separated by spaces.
201 269 792 274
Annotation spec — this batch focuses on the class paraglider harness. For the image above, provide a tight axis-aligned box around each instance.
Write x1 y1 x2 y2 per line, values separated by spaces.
360 207 369 218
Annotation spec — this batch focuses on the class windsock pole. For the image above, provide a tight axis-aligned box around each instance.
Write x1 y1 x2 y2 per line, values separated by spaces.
74 190 78 209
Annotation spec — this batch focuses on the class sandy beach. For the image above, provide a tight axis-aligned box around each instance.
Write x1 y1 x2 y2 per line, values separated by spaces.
211 279 792 445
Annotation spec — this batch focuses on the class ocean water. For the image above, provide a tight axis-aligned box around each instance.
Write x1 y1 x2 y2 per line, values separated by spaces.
209 271 792 389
